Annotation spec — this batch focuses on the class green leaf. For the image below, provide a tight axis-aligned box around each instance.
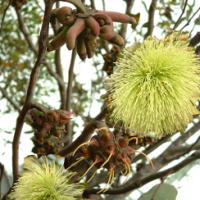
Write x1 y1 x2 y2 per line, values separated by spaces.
138 183 177 200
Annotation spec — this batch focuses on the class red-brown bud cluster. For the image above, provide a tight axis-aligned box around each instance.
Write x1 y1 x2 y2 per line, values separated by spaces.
48 5 139 60
28 109 72 156
68 128 136 185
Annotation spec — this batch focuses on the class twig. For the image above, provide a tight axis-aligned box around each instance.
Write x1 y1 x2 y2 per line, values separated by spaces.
119 0 134 39
132 135 171 163
144 0 157 38
180 6 200 31
173 0 188 30
15 10 37 54
66 49 76 111
12 0 54 181
55 49 66 109
102 0 105 10
0 86 20 112
15 9 66 89
84 151 200 195
0 0 11 33
189 32 200 47
90 0 96 10
65 48 77 142
128 122 200 186
0 163 4 198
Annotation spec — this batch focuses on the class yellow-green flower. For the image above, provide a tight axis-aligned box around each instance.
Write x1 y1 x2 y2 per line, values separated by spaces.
109 35 200 138
9 157 84 200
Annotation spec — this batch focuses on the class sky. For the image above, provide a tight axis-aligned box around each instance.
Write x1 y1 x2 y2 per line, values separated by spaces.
1 0 200 199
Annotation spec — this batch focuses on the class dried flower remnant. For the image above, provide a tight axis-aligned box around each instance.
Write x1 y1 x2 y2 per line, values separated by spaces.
27 109 72 156
109 35 200 138
65 128 153 191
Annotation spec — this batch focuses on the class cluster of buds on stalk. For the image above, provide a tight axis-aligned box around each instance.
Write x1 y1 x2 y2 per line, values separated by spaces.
47 0 139 60
65 128 153 190
27 109 72 156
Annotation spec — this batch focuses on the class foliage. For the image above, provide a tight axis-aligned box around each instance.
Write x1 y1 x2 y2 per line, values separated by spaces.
138 183 177 200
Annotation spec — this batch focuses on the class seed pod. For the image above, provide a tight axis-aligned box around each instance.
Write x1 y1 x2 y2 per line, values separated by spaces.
66 18 85 50
97 11 137 25
77 37 87 60
94 13 113 25
85 17 100 36
47 27 68 51
84 33 97 58
100 25 116 41
51 7 75 25
110 34 124 46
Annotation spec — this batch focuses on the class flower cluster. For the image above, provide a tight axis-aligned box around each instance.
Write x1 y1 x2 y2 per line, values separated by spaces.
9 157 84 200
47 1 139 60
109 34 200 138
67 128 138 187
28 109 72 156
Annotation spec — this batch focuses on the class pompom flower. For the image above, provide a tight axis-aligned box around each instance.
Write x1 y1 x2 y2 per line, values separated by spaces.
9 157 84 200
109 35 200 138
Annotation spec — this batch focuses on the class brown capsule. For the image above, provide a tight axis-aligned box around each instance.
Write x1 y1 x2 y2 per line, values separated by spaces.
47 27 68 51
94 12 113 25
51 7 75 25
84 34 97 58
100 25 116 41
110 34 124 46
85 17 100 36
66 18 86 50
77 37 87 60
97 11 137 25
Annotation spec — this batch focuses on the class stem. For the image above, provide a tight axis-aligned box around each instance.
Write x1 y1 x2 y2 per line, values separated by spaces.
144 0 157 38
12 0 54 181
84 151 200 195
173 0 188 30
65 48 76 142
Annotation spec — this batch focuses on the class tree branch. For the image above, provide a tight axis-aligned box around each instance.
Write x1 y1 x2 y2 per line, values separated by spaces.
189 32 200 47
119 0 134 39
180 6 200 31
55 49 66 109
15 10 38 54
173 0 188 30
144 0 157 38
15 8 66 89
12 0 54 181
64 48 77 143
84 151 200 195
0 86 20 112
